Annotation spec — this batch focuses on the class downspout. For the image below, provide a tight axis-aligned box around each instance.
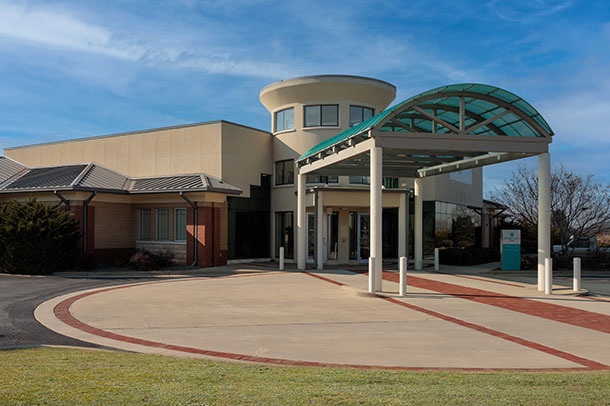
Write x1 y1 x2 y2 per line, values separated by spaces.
314 189 318 268
180 192 198 267
211 204 215 267
53 190 70 212
82 192 96 261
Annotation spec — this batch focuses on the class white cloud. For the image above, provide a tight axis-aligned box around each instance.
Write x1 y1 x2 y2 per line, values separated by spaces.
0 3 123 56
486 0 573 23
0 1 295 79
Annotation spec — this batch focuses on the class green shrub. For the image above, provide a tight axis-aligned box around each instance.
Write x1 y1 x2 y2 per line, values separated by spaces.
465 248 482 264
460 250 473 265
0 200 80 275
521 255 537 270
439 247 500 266
128 249 174 271
434 230 453 248
439 249 462 265
482 247 501 262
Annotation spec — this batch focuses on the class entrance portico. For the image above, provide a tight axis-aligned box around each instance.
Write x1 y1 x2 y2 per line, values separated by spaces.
296 84 554 293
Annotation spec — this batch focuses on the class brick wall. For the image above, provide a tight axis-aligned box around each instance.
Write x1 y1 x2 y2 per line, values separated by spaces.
94 203 136 249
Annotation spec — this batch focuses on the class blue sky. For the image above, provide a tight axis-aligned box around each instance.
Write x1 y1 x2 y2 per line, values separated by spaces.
1 0 609 193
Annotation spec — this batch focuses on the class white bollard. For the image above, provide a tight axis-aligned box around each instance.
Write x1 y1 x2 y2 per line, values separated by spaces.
369 257 376 294
279 247 285 271
573 257 581 291
544 257 553 295
399 256 407 296
434 248 440 271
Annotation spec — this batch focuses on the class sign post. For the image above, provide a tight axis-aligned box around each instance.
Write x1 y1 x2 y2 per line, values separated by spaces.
501 229 521 271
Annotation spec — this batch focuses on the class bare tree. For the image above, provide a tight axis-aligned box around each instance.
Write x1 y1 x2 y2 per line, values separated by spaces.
489 165 610 255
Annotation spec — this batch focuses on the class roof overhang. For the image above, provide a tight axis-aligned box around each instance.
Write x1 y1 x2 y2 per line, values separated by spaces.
0 161 242 196
297 83 553 178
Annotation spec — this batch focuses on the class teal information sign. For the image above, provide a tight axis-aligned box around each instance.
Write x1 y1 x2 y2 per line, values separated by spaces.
501 229 521 271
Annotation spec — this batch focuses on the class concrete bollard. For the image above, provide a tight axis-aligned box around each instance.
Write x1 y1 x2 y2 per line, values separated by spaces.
434 248 440 271
369 257 376 294
573 257 581 291
279 247 285 271
399 256 407 296
544 257 553 295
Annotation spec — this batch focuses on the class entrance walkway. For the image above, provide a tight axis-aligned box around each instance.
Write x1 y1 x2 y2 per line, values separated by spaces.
35 266 610 371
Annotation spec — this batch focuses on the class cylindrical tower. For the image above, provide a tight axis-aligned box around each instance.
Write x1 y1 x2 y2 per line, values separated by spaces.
260 75 396 262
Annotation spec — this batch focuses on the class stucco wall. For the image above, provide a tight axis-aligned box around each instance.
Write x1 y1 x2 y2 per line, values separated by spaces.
220 122 272 198
5 122 225 178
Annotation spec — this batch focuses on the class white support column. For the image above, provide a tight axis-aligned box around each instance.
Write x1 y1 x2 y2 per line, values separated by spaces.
544 257 553 295
370 146 383 291
316 191 324 271
573 257 581 291
481 206 490 248
368 257 376 294
398 192 407 261
538 152 551 291
399 256 407 296
414 177 423 271
297 172 306 270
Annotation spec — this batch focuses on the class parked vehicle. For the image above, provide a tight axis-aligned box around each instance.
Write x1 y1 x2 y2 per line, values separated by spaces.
552 237 610 256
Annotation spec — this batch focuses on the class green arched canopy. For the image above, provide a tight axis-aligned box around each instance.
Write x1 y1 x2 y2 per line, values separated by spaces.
298 83 553 169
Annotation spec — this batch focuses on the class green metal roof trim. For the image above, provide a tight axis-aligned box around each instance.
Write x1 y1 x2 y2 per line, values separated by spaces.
297 83 553 163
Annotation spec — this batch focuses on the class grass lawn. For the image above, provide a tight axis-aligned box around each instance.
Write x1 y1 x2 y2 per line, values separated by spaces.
1 347 610 405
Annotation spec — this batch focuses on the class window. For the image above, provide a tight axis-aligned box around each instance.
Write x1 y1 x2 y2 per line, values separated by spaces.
349 176 398 187
174 208 187 242
274 108 294 132
350 105 374 127
156 208 170 241
275 159 294 185
306 175 338 184
328 212 338 260
304 105 338 127
383 177 399 189
275 211 294 258
139 209 151 240
349 176 370 185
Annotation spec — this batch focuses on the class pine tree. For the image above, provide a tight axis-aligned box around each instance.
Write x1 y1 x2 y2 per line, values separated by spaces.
0 199 80 274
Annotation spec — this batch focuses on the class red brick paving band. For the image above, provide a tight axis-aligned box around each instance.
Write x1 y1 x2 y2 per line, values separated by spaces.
309 272 607 370
378 271 610 335
443 273 526 288
52 272 609 371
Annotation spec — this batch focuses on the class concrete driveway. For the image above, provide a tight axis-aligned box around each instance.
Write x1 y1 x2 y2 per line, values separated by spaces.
35 266 610 371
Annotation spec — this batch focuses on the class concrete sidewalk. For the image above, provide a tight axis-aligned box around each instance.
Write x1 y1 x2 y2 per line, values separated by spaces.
36 266 610 371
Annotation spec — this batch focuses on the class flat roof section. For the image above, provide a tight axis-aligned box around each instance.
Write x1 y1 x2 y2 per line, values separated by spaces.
260 74 397 95
4 120 270 152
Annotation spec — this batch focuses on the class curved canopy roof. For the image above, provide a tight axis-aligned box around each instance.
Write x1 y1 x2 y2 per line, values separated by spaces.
298 83 553 164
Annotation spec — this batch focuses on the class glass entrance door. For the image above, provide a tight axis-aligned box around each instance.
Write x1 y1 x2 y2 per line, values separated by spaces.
307 213 315 263
358 213 370 263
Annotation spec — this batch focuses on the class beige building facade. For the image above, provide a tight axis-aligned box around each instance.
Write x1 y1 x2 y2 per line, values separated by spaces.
0 75 486 268
260 75 483 265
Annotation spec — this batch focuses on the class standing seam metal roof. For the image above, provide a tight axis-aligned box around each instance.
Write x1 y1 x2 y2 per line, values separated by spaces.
6 165 87 189
0 157 26 182
0 161 241 195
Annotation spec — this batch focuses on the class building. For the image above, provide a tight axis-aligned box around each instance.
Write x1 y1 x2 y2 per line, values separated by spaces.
0 75 539 268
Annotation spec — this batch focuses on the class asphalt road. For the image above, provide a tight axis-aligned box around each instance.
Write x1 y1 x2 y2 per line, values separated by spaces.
0 274 146 349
